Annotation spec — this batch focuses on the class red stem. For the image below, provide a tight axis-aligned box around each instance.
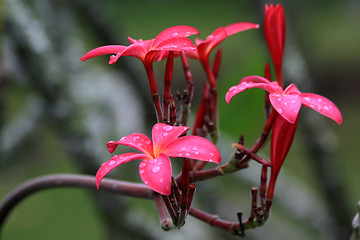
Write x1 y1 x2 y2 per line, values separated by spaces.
144 63 163 122
163 51 174 122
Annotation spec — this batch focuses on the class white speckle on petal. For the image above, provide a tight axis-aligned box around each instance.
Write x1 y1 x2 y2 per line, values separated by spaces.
162 132 168 137
210 152 214 156
139 162 146 168
108 160 116 166
304 97 310 102
139 169 145 174
195 151 199 155
291 100 296 104
229 86 237 92
159 178 164 183
324 106 329 111
277 98 282 102
185 153 190 157
120 137 126 142
278 108 283 114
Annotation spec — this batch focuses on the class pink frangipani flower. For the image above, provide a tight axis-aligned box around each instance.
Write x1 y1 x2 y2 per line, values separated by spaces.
226 75 343 125
187 23 259 89
96 123 221 196
81 25 199 66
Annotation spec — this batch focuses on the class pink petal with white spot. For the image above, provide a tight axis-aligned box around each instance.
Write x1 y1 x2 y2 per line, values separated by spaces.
151 25 199 49
107 133 154 158
139 153 172 195
153 37 196 52
95 152 149 189
152 123 189 155
225 76 275 104
300 93 343 124
269 93 302 123
283 83 301 95
80 45 127 62
162 135 221 164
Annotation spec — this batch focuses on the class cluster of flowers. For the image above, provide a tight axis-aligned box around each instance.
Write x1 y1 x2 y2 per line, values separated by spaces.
81 4 342 211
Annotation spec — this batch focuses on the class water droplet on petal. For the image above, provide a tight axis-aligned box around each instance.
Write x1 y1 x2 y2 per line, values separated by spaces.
108 160 116 166
324 106 329 111
185 153 190 157
159 178 164 183
133 136 140 142
278 108 283 114
195 151 199 155
137 143 143 147
146 140 152 145
210 152 214 156
152 166 160 173
144 181 149 185
277 98 282 102
192 147 198 151
179 147 186 152
120 137 126 142
163 125 173 132
209 159 213 162
304 97 310 102
318 98 322 102
172 32 178 37
139 162 146 168
229 86 237 92
149 159 157 164
291 100 296 104
162 132 168 137
139 169 145 174
178 153 183 157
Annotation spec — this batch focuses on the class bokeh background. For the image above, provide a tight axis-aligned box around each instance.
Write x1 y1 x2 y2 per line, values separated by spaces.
0 0 359 239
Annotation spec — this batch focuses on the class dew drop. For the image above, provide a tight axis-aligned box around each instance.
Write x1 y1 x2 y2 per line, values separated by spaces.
159 178 164 183
304 97 310 102
152 166 160 173
209 159 213 162
149 159 157 164
291 100 296 104
163 125 173 132
144 181 149 185
139 162 146 168
277 98 282 102
195 151 199 155
120 137 126 141
139 169 145 174
146 140 152 145
210 152 214 156
324 106 329 111
108 160 116 166
178 153 183 157
185 153 190 157
192 147 198 151
284 102 288 106
162 132 168 137
318 98 322 102
179 147 186 152
277 108 283 114
137 143 143 147
133 136 140 142
172 32 178 37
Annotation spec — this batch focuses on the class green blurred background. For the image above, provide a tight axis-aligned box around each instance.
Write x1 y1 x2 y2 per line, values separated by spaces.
0 0 359 239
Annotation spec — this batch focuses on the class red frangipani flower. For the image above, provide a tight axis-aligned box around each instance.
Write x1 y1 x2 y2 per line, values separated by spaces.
187 23 259 89
226 75 343 125
96 123 221 196
81 25 198 66
264 4 285 86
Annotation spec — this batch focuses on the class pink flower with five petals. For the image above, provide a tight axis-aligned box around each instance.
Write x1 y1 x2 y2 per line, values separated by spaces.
226 75 343 124
96 123 221 195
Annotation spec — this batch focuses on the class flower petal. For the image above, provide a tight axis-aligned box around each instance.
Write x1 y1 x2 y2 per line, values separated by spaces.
120 39 154 62
225 76 275 104
152 37 196 52
152 123 190 155
95 152 149 189
224 22 260 36
107 133 154 158
162 135 221 164
151 25 199 49
139 153 172 195
300 93 343 124
81 45 127 62
269 93 302 123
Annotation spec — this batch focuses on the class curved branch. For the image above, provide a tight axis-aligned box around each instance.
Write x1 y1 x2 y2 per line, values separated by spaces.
0 174 153 229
